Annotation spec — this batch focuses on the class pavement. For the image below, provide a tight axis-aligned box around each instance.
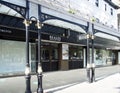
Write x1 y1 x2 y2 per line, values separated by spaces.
44 73 120 93
0 65 120 93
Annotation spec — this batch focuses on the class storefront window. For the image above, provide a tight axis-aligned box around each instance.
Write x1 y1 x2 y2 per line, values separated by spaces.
0 40 26 74
30 43 36 72
51 49 58 60
95 49 115 66
41 48 49 60
69 46 83 60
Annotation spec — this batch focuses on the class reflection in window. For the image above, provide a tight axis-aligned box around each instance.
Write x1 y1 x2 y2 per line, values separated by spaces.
41 48 49 60
0 40 26 74
30 43 36 72
95 49 115 66
51 49 58 60
69 46 83 60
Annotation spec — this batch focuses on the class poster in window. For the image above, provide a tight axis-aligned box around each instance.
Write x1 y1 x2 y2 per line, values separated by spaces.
62 44 69 60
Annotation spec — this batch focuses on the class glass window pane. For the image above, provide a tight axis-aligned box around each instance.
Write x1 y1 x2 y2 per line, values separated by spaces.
0 40 26 74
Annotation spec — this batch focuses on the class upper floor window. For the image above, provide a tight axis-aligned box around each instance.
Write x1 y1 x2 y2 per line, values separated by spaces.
95 0 99 7
111 8 113 15
105 4 107 11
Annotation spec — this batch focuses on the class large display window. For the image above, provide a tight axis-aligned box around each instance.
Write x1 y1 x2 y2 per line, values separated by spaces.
69 46 83 60
69 45 84 69
95 49 115 66
0 40 26 74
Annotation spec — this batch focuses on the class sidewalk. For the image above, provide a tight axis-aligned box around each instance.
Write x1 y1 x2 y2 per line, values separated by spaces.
44 73 120 93
0 65 120 93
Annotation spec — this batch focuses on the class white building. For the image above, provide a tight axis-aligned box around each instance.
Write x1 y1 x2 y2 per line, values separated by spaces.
37 0 119 29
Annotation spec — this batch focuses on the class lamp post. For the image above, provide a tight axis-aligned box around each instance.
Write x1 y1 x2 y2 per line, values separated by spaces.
24 1 32 92
36 20 43 93
28 16 43 93
91 35 95 82
86 34 95 83
86 34 91 83
24 19 32 93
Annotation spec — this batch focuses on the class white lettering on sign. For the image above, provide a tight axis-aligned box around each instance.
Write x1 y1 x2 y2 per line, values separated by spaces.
0 29 12 33
49 35 61 41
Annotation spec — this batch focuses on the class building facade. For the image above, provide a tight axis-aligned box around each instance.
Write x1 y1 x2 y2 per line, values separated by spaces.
0 0 120 76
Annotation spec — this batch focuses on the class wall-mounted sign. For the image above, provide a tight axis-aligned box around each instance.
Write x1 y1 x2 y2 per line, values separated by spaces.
0 28 12 33
49 35 61 41
62 44 69 60
78 34 87 40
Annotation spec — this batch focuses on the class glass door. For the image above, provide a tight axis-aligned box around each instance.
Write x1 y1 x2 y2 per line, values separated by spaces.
41 43 59 72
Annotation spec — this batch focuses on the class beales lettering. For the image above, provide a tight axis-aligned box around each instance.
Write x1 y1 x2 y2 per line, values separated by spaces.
0 28 12 33
49 35 61 41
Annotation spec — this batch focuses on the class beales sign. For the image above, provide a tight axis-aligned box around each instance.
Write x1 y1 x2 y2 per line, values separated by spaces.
49 35 61 41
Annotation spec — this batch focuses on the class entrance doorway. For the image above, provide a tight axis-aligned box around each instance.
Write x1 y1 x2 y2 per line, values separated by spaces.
41 42 59 72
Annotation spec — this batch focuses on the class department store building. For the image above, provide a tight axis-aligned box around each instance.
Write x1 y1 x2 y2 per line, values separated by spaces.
0 0 120 76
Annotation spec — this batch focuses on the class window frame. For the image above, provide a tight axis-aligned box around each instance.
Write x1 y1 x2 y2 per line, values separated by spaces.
110 8 113 15
95 0 99 7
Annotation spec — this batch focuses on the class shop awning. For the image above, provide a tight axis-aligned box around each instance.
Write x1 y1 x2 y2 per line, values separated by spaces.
95 32 120 42
44 19 86 34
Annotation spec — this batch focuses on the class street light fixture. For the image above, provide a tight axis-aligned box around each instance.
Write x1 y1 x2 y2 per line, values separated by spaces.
24 15 43 93
86 34 91 83
86 34 95 83
29 16 43 93
91 35 95 82
24 18 32 93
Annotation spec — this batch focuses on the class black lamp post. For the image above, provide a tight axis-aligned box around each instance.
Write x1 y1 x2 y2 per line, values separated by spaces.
86 34 92 83
36 20 43 93
24 19 32 93
91 35 95 82
28 16 43 93
24 1 32 92
86 34 95 83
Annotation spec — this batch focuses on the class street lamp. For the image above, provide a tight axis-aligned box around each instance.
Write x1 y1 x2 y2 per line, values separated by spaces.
86 34 92 83
36 19 43 93
24 19 32 93
86 34 95 83
29 16 43 93
91 35 95 82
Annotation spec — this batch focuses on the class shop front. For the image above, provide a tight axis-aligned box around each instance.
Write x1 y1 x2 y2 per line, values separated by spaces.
69 45 84 69
93 33 120 67
94 49 116 66
41 42 59 72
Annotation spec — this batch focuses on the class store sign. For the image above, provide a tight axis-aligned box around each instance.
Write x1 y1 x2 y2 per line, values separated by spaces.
0 28 12 33
62 44 69 60
49 35 61 41
78 34 87 40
